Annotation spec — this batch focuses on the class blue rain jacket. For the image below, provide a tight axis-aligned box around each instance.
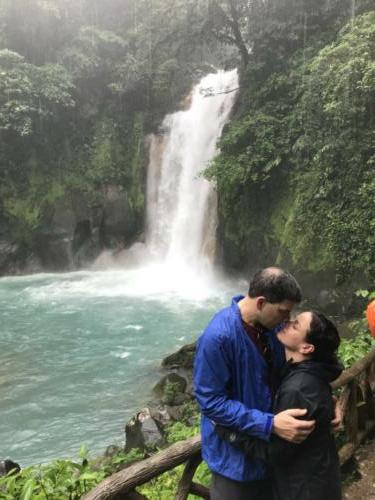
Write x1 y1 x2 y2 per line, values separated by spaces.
194 295 286 482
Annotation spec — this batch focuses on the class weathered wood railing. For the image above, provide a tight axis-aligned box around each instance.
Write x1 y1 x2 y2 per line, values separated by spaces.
84 348 375 500
332 348 375 464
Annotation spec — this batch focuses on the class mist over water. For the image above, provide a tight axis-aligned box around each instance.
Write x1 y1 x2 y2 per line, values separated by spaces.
0 70 240 466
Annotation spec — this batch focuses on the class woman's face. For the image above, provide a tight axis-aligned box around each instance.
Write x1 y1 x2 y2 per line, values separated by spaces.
276 311 313 351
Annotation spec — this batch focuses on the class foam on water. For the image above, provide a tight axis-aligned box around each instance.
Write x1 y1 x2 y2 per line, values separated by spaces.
20 263 234 304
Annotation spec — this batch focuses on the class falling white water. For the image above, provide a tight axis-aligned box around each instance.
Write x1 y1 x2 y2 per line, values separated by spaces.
93 69 239 298
146 69 239 273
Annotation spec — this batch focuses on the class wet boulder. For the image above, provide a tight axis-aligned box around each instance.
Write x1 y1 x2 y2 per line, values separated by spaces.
161 343 196 370
0 459 21 476
149 406 172 429
125 408 164 452
101 185 137 247
153 372 188 406
0 241 42 276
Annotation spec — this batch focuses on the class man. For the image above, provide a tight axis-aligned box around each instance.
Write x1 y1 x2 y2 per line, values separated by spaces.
193 267 315 500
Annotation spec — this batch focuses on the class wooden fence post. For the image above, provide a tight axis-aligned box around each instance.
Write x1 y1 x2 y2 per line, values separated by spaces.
345 380 359 446
175 452 202 500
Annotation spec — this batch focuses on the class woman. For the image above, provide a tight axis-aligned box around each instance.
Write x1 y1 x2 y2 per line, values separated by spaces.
216 311 343 500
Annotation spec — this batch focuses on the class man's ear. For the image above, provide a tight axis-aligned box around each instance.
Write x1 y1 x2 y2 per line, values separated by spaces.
256 297 266 310
301 343 315 355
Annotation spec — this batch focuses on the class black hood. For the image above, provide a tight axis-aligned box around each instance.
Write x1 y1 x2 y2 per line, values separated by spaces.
283 359 343 384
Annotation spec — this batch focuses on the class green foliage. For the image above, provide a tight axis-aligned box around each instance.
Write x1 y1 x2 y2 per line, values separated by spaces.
60 25 128 92
0 414 204 499
339 290 375 367
77 112 146 210
138 460 211 500
207 112 283 186
284 12 375 282
339 327 375 368
161 381 182 405
0 49 74 136
0 446 146 499
85 118 125 185
127 112 145 212
165 420 200 444
207 11 375 283
0 455 105 499
1 170 65 242
355 289 375 300
139 464 184 500
152 58 180 110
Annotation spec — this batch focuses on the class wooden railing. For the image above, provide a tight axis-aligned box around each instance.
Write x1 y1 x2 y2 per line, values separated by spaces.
332 348 375 464
84 348 375 500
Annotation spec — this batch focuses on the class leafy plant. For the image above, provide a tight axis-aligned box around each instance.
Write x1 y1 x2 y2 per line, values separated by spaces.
0 446 145 499
338 320 375 368
205 11 375 283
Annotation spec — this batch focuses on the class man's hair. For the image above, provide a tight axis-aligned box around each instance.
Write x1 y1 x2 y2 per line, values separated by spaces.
248 267 302 304
306 312 340 364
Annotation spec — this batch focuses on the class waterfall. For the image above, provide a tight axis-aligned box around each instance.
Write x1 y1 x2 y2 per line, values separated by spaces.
146 69 239 274
93 69 238 295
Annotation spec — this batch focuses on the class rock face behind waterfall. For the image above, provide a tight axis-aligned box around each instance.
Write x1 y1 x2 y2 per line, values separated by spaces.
0 185 141 276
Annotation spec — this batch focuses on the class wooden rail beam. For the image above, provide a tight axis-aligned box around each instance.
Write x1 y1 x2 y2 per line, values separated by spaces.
332 349 375 389
190 482 210 499
83 436 201 500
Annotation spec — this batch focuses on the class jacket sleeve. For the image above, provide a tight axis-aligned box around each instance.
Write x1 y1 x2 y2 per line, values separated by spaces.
267 382 318 464
193 326 274 440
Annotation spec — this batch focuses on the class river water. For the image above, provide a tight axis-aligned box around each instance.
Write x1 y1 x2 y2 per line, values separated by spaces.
0 269 239 466
0 69 240 466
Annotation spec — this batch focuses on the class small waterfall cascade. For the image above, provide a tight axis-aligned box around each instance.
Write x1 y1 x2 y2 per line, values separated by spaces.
146 69 239 274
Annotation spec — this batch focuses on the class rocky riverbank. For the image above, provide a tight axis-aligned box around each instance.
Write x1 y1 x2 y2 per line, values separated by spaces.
124 343 197 453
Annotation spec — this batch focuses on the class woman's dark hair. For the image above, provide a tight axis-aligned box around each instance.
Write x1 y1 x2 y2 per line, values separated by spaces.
305 312 340 364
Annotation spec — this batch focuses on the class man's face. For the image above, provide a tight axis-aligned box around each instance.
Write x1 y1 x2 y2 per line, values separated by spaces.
276 311 313 351
257 299 295 329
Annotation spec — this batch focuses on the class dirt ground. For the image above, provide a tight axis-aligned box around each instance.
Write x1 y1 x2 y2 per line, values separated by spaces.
343 438 375 500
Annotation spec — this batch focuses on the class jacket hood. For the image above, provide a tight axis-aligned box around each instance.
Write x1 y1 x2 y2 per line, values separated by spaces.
285 359 343 384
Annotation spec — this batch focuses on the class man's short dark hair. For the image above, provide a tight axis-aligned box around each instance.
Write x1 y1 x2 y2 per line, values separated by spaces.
248 267 302 304
306 312 341 364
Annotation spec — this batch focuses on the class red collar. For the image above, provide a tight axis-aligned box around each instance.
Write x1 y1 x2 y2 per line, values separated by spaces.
242 321 268 356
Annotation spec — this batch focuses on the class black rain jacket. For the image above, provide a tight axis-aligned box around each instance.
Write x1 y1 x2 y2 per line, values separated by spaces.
216 359 343 500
